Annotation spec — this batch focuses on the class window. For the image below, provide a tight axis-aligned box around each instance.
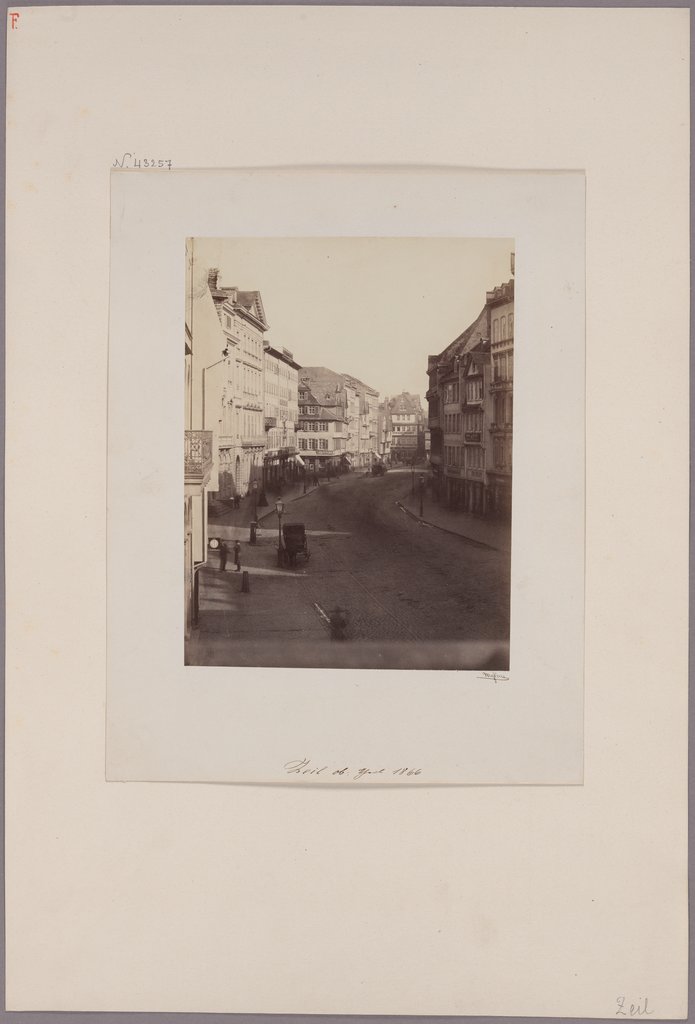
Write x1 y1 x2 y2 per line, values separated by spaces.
500 315 507 340
493 319 499 342
319 439 328 451
508 313 514 337
467 379 482 402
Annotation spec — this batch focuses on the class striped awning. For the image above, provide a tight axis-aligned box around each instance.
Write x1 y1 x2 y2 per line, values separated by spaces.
294 453 306 467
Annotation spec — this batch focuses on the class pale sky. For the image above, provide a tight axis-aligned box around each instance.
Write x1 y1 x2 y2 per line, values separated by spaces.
191 237 514 400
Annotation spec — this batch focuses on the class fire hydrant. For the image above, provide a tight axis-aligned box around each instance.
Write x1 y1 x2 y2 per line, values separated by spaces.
249 520 258 545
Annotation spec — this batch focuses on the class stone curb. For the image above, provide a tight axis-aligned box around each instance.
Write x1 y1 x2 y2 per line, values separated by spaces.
395 499 500 552
256 480 340 523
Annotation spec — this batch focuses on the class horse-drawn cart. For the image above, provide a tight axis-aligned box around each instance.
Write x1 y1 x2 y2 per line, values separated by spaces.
281 523 311 568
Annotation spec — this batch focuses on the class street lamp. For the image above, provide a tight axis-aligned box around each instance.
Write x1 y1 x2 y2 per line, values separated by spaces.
201 351 230 433
276 499 285 567
252 479 258 520
419 474 425 518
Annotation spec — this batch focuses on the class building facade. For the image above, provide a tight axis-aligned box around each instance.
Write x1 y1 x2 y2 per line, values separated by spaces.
299 366 380 470
208 270 268 499
343 375 380 467
264 345 300 491
376 399 392 463
486 281 514 517
296 377 349 474
426 270 514 518
184 244 221 638
388 392 426 464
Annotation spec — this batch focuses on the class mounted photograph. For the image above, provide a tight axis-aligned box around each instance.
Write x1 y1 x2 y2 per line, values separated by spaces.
184 237 515 671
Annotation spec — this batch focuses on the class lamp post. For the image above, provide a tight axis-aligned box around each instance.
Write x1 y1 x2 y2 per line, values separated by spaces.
276 499 284 567
252 479 258 520
419 474 425 519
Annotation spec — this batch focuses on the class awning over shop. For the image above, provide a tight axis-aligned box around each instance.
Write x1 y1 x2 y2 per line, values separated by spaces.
372 451 383 461
341 454 353 465
293 453 305 467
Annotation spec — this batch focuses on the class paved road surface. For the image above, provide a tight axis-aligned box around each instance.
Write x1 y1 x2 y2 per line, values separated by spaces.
187 470 510 669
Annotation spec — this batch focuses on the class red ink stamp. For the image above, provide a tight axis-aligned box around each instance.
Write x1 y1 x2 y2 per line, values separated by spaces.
9 11 20 28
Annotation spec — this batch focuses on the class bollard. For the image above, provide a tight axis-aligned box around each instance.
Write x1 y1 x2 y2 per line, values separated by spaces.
249 520 258 545
241 570 250 594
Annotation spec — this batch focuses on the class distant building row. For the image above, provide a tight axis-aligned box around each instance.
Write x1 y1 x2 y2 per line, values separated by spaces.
426 273 514 518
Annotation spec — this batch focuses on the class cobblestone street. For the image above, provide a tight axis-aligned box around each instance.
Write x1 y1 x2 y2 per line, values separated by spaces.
187 469 510 669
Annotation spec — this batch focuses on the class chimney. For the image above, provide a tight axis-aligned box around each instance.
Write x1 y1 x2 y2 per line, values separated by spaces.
208 267 220 292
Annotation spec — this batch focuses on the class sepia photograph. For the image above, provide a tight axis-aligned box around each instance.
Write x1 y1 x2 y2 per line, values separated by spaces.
185 237 515 670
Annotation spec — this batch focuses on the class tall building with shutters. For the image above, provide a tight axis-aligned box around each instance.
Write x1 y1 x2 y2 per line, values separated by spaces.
207 270 268 500
263 345 300 490
426 267 514 518
387 392 426 464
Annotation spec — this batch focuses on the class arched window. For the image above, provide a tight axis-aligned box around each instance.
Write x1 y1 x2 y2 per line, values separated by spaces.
508 313 514 337
500 316 507 339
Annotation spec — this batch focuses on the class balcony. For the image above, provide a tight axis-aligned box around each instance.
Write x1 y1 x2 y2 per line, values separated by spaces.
464 431 482 443
490 378 513 392
445 466 461 477
264 416 277 430
242 435 266 448
184 430 213 488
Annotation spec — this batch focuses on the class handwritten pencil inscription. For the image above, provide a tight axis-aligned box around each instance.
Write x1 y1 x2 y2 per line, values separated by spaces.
284 757 422 782
616 996 653 1017
112 153 173 170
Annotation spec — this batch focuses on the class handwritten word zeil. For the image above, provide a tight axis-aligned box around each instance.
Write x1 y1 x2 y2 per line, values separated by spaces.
284 758 422 782
616 996 653 1017
113 153 173 169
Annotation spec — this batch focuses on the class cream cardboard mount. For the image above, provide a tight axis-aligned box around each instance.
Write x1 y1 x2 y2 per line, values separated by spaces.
106 168 585 786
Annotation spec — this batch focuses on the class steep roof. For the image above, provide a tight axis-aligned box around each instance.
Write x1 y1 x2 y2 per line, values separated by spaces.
298 411 347 423
207 270 268 329
341 373 378 396
388 391 423 415
299 366 351 406
435 305 489 365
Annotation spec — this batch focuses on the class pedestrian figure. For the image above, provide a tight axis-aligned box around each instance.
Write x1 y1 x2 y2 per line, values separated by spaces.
234 540 241 572
234 494 240 510
218 540 228 572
